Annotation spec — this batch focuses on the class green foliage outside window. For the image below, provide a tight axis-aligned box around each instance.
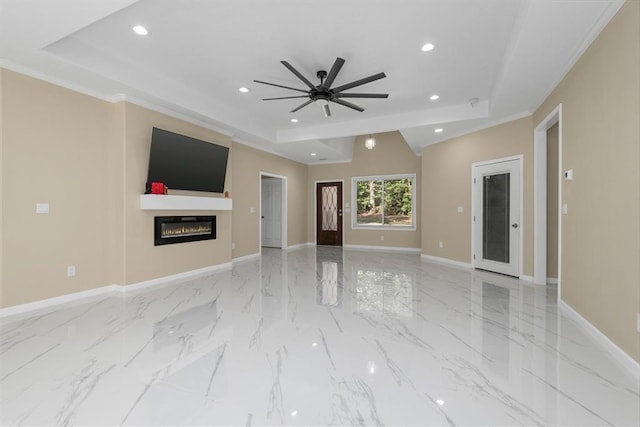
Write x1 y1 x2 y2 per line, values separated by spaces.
355 176 413 227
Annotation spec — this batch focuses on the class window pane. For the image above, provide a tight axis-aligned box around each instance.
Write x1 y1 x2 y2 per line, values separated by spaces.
356 180 383 225
383 179 413 226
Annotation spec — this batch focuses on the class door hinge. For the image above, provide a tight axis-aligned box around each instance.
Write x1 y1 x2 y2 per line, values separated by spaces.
473 254 476 260
473 215 476 222
473 178 476 184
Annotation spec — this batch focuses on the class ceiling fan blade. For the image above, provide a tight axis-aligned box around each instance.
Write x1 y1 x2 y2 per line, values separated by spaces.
334 93 389 99
262 95 310 101
281 61 316 89
332 98 365 112
290 99 314 113
253 80 308 94
331 72 386 93
323 103 331 117
322 57 345 89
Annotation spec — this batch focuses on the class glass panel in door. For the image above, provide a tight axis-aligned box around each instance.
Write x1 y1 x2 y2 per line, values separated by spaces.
321 186 338 231
482 173 510 263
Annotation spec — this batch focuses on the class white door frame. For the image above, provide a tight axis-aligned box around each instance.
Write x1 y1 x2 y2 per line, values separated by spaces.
534 104 563 291
471 155 524 278
313 179 345 245
259 172 287 251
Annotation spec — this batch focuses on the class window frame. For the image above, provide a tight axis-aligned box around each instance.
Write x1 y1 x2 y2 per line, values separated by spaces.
351 173 417 231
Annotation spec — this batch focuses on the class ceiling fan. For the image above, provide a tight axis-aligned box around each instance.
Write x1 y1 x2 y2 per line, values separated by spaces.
254 57 388 117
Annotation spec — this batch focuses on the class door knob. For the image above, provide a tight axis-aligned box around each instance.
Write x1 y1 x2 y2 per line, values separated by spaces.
512 223 518 228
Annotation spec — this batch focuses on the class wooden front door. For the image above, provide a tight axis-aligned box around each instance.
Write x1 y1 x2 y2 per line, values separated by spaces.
316 182 343 246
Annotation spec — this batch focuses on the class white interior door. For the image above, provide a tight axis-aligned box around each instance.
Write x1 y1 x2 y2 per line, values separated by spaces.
473 158 521 277
261 177 282 248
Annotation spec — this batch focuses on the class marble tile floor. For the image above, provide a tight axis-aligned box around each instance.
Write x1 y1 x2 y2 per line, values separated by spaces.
1 247 638 426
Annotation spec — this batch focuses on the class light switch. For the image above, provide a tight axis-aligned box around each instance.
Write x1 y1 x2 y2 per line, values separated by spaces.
36 203 49 214
250 207 255 214
457 206 463 213
562 203 568 214
564 169 574 181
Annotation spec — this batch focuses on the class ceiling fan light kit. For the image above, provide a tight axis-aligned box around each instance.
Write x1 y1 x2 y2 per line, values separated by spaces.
254 57 388 117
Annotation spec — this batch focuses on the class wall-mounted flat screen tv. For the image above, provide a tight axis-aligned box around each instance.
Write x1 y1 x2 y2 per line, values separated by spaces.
147 127 229 193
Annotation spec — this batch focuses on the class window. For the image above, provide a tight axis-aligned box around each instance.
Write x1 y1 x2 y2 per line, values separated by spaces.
352 174 416 229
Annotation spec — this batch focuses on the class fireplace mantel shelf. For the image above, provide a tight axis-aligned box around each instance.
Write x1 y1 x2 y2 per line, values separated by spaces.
139 194 232 211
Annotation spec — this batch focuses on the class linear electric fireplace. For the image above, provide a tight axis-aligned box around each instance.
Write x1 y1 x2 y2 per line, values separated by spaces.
154 216 216 246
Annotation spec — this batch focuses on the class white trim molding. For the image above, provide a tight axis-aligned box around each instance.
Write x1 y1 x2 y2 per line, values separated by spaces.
344 244 420 253
421 254 472 269
0 263 232 318
0 285 121 318
286 242 314 251
123 263 232 296
232 252 261 263
560 300 640 379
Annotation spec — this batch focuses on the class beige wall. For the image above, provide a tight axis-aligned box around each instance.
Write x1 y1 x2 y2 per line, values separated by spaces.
0 70 236 306
1 70 116 307
122 104 233 284
547 124 559 279
307 131 422 249
421 117 534 274
231 142 308 258
534 0 640 362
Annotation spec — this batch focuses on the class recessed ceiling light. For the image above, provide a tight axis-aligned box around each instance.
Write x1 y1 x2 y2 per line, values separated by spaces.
291 118 298 123
239 87 249 93
132 25 149 36
311 152 317 156
421 43 435 52
434 128 443 133
430 94 440 100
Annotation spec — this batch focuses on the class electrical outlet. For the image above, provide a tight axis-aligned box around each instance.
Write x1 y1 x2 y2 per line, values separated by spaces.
36 203 49 214
439 241 444 249
67 265 76 277
231 242 236 250
380 235 384 241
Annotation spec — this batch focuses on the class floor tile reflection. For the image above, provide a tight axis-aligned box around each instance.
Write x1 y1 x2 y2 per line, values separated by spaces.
1 247 638 426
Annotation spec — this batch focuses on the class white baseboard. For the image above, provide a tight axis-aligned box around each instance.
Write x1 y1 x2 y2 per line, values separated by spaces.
420 254 472 269
0 285 122 318
122 263 232 295
285 242 314 251
344 244 421 254
520 275 533 283
547 277 558 285
232 252 260 263
559 300 640 379
0 262 233 318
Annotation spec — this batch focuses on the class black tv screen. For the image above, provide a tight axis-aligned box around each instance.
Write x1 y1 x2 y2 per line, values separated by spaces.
147 127 229 193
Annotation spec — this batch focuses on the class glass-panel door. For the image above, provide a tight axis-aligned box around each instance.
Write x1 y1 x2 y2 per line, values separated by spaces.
316 182 343 246
473 159 521 277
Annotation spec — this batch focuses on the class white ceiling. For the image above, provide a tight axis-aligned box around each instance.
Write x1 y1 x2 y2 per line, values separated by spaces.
0 0 624 164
